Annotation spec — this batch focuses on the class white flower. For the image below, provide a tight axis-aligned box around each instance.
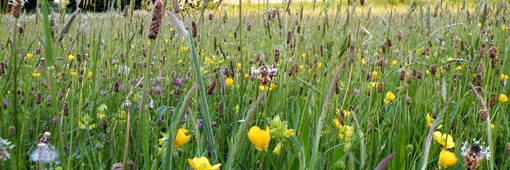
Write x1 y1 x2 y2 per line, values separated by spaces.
461 139 491 160
0 138 14 161
30 143 59 163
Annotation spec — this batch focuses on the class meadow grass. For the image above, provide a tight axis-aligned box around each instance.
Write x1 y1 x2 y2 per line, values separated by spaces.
0 0 510 169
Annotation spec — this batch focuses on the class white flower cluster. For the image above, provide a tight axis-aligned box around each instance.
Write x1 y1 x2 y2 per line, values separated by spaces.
461 139 491 160
0 138 14 161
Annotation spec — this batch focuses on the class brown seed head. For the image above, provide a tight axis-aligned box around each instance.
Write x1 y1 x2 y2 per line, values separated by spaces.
395 29 403 41
479 110 488 121
148 0 164 39
489 94 498 107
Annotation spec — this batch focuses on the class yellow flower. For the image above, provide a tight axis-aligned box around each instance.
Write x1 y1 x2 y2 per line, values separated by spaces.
269 83 277 90
391 60 397 66
244 74 249 78
174 128 191 148
204 57 212 63
32 72 41 78
225 78 234 87
68 54 75 61
26 53 33 60
333 119 343 130
188 157 221 170
78 115 96 129
501 74 508 80
87 71 93 78
181 46 189 52
336 108 351 118
301 53 307 59
70 71 77 77
285 129 295 137
372 71 379 79
248 126 271 151
502 24 508 31
438 149 457 168
273 142 282 155
426 113 434 127
384 91 396 104
317 62 322 68
477 23 482 28
455 66 462 71
237 63 241 69
499 94 508 103
370 82 379 89
490 124 495 130
433 131 455 148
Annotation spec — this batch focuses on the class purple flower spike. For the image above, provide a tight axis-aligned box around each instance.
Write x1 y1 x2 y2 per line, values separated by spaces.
174 78 183 85
52 116 58 126
154 86 163 94
353 88 360 95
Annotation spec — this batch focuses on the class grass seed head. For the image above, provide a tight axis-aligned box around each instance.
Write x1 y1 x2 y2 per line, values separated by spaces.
148 0 164 40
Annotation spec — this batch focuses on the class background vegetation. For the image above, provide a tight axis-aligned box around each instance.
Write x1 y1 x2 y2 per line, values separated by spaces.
1 0 509 169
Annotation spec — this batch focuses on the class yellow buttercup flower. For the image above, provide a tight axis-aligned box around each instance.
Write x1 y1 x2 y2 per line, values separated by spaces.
181 46 189 52
269 83 276 90
502 24 508 31
32 72 41 78
455 66 462 71
384 91 396 104
438 149 457 168
426 113 434 127
70 71 77 77
26 53 33 60
248 126 271 151
87 71 93 78
433 131 455 148
244 74 249 79
188 157 221 170
174 128 191 148
68 54 75 61
237 63 241 69
490 124 495 130
501 74 509 80
317 62 322 68
499 94 508 103
225 78 234 87
372 70 379 79
391 60 397 66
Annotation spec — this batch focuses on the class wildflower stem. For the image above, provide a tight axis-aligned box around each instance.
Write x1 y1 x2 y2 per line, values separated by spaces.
226 93 265 169
163 84 198 170
166 10 218 162
122 109 131 169
310 63 343 169
263 150 277 169
468 82 494 170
